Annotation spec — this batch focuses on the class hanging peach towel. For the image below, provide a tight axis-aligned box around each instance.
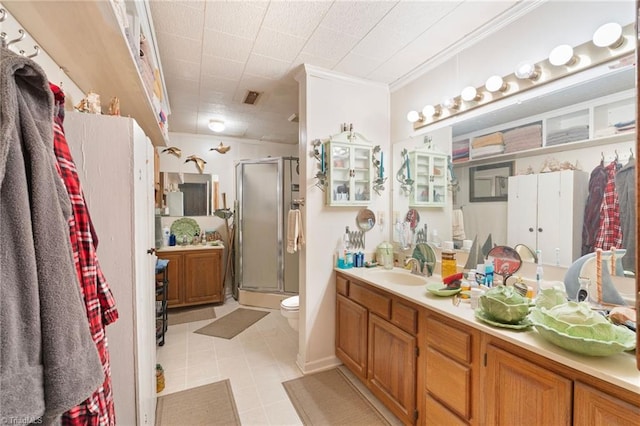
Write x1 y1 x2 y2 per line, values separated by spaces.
287 209 305 253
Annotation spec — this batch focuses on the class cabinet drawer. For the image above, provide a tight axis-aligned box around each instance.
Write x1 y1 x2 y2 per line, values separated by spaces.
426 346 471 419
349 282 390 319
426 316 471 363
336 274 349 296
391 300 417 335
424 394 467 426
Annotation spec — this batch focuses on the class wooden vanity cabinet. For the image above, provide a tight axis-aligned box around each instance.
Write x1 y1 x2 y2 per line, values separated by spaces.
483 343 572 425
423 312 481 425
335 273 420 425
158 248 223 307
574 382 640 425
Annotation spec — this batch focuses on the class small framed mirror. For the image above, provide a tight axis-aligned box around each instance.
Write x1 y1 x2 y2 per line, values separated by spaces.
469 161 514 202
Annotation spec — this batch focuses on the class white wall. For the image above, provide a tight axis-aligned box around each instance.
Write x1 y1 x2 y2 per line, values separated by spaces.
296 65 390 372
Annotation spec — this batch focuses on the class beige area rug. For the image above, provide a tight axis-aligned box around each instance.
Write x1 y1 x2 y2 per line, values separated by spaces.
282 368 392 426
155 379 240 426
194 308 269 339
167 305 216 326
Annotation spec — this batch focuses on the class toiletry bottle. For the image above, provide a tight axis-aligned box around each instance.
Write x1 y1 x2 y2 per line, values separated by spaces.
484 260 494 287
343 226 353 268
162 226 170 247
535 249 543 296
441 241 457 278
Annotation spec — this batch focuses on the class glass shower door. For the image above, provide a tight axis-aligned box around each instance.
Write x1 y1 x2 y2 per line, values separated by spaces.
236 159 282 292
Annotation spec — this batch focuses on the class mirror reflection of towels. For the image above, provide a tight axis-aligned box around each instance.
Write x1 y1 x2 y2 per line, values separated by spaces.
452 209 465 240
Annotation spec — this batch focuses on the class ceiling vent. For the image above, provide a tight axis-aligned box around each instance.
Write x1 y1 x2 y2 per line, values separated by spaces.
243 90 261 105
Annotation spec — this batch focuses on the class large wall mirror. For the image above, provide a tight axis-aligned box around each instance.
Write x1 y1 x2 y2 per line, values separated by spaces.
162 172 213 216
469 162 513 202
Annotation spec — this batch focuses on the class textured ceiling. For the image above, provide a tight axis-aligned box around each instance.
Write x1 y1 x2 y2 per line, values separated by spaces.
149 0 522 144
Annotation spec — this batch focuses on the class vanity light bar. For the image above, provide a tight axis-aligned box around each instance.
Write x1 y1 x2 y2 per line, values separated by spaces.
411 22 634 131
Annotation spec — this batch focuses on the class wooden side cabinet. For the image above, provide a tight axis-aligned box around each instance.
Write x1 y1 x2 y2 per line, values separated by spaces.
158 248 223 307
574 382 640 426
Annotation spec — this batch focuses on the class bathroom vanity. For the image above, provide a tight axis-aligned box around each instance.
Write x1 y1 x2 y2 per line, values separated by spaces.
157 246 224 307
335 268 639 425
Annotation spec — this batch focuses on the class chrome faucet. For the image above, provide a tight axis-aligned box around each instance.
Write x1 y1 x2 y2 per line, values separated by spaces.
405 257 427 276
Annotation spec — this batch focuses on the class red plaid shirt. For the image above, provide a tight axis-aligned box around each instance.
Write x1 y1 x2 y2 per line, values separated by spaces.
52 112 119 425
594 162 623 251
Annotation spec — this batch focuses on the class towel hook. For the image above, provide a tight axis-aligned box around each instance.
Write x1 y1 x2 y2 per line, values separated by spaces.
615 149 619 161
6 29 26 48
26 45 40 58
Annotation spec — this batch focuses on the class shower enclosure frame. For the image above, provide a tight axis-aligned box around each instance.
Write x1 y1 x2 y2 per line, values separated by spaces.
234 156 299 299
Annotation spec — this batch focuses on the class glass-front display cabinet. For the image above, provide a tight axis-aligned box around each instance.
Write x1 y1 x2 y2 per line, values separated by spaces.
326 141 373 206
408 150 447 207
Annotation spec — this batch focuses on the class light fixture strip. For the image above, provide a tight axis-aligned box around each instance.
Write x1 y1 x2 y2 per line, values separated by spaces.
412 22 634 131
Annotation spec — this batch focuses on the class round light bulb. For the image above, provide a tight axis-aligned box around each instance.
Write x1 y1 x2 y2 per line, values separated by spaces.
442 97 459 110
461 86 481 102
485 75 507 93
422 104 440 117
406 110 420 123
549 44 577 66
592 22 623 48
514 61 540 80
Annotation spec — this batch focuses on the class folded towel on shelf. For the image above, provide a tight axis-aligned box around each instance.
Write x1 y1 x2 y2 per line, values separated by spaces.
452 209 466 240
286 209 305 253
471 144 504 158
472 132 504 148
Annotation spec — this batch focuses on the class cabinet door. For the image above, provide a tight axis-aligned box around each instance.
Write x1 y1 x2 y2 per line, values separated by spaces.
160 253 184 307
536 172 562 261
484 344 571 425
368 314 416 424
507 174 538 249
336 294 368 380
574 382 640 426
184 251 222 304
410 152 447 207
326 142 372 206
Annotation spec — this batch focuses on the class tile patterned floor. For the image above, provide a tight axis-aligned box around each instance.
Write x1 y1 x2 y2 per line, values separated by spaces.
156 297 304 425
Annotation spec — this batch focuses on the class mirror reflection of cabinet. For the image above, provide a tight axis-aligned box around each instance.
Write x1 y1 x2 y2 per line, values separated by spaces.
507 170 588 267
326 141 373 206
159 172 213 216
408 151 447 207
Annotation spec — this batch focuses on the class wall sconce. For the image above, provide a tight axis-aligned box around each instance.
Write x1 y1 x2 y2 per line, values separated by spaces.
442 96 460 110
548 44 578 66
372 145 387 195
311 139 327 190
422 104 441 118
514 61 541 80
485 75 509 93
208 119 225 132
461 86 482 102
396 148 414 195
406 110 421 123
592 22 624 48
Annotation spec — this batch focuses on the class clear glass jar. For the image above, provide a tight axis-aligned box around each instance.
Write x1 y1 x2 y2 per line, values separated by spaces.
376 242 394 269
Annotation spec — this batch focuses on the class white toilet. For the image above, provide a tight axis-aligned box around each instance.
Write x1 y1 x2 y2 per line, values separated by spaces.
280 295 299 331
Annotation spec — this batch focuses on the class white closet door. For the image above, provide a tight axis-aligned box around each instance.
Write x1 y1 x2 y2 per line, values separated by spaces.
507 174 538 250
536 172 562 265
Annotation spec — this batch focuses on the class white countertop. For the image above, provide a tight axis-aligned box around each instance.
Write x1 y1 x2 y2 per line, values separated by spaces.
336 266 639 395
157 244 224 252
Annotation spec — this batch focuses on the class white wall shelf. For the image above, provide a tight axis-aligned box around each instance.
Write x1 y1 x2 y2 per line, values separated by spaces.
453 89 635 167
5 1 170 147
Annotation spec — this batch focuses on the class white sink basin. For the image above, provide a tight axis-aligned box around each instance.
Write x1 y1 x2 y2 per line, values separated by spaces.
369 269 427 286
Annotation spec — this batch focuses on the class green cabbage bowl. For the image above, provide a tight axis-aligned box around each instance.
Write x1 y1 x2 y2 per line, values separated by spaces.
478 286 530 324
529 301 636 356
